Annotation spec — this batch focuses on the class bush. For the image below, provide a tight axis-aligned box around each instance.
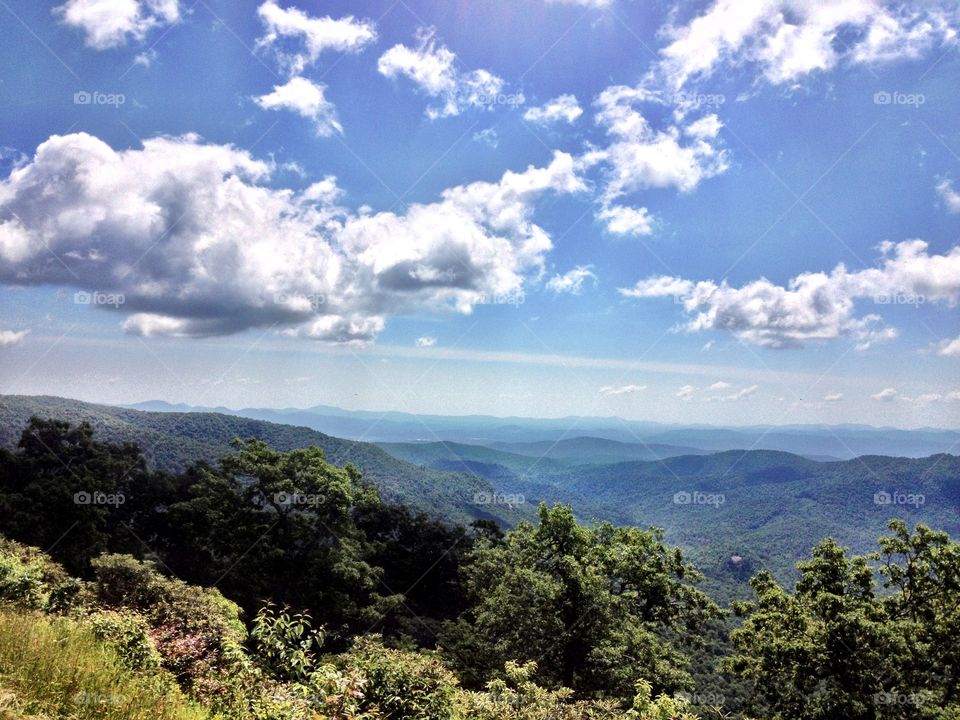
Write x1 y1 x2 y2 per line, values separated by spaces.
90 554 246 700
335 636 459 719
0 536 79 612
0 608 207 720
85 609 163 673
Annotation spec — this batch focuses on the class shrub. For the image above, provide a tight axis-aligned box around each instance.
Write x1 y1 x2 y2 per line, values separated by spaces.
0 536 79 612
90 554 246 700
85 609 163 673
335 636 458 719
0 608 207 720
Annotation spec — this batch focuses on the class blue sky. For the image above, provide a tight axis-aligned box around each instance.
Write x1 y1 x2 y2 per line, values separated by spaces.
1 0 959 427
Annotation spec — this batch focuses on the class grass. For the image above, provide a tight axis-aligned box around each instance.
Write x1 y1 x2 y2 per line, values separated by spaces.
0 607 209 720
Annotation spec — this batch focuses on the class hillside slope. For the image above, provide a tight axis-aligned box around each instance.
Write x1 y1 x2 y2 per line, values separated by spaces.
0 395 524 526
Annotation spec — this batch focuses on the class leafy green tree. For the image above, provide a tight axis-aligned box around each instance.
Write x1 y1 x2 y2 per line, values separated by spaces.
446 504 719 699
0 418 147 574
728 521 960 719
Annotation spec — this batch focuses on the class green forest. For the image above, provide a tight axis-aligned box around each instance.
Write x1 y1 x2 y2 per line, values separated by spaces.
0 417 958 719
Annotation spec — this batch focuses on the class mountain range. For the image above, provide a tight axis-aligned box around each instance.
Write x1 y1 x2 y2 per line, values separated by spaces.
5 394 958 600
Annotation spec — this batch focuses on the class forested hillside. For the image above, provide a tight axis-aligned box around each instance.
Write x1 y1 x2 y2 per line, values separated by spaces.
0 418 957 719
0 395 524 526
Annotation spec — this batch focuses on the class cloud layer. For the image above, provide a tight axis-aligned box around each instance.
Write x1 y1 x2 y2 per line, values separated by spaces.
0 132 583 343
621 240 960 348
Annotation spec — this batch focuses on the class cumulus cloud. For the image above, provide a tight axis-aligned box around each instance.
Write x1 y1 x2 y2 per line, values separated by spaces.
55 0 180 49
709 381 731 390
0 329 29 346
620 240 960 349
256 0 376 75
582 84 728 235
936 179 960 213
524 95 583 125
378 27 513 119
600 384 646 396
254 76 342 136
676 384 696 400
415 335 437 347
597 204 654 237
824 393 844 402
546 266 597 295
872 387 899 401
653 0 957 91
0 132 583 343
935 334 960 356
707 383 758 401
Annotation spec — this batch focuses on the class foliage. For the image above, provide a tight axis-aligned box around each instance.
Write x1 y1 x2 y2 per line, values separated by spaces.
727 520 960 719
0 608 207 720
446 504 720 697
334 636 460 719
250 604 325 682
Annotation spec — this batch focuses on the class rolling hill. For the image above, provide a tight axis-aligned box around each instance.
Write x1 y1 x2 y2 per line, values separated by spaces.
0 395 525 527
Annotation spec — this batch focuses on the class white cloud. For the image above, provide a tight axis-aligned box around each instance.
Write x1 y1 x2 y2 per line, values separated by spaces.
55 0 180 49
707 383 758 401
935 334 960 356
0 133 583 343
936 179 960 213
653 0 956 91
0 329 29 347
524 95 583 125
378 28 512 119
620 240 960 348
473 128 499 148
254 76 342 136
583 86 728 235
589 88 728 198
600 384 647 396
415 335 437 347
676 384 696 400
872 387 899 401
597 204 654 237
824 393 844 402
546 266 597 295
256 0 376 75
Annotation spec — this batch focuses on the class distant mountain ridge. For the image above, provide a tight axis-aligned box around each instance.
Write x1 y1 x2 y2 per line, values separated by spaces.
124 399 960 458
8 395 958 602
0 395 525 527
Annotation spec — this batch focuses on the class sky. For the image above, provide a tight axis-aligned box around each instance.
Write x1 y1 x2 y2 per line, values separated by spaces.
0 0 959 428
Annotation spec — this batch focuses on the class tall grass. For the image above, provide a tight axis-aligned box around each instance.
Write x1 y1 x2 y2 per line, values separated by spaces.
0 607 209 720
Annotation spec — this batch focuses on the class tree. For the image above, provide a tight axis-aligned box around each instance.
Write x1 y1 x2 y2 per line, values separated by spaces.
445 504 719 699
728 521 960 719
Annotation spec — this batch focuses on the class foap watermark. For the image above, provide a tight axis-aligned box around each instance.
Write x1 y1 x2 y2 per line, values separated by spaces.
874 291 925 307
477 288 525 307
74 90 126 107
473 491 525 506
74 490 125 506
673 490 725 507
873 90 925 107
273 492 326 508
675 691 726 706
74 691 128 706
273 291 326 312
874 490 925 507
74 290 125 308
874 690 934 706
672 91 726 108
470 91 525 109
